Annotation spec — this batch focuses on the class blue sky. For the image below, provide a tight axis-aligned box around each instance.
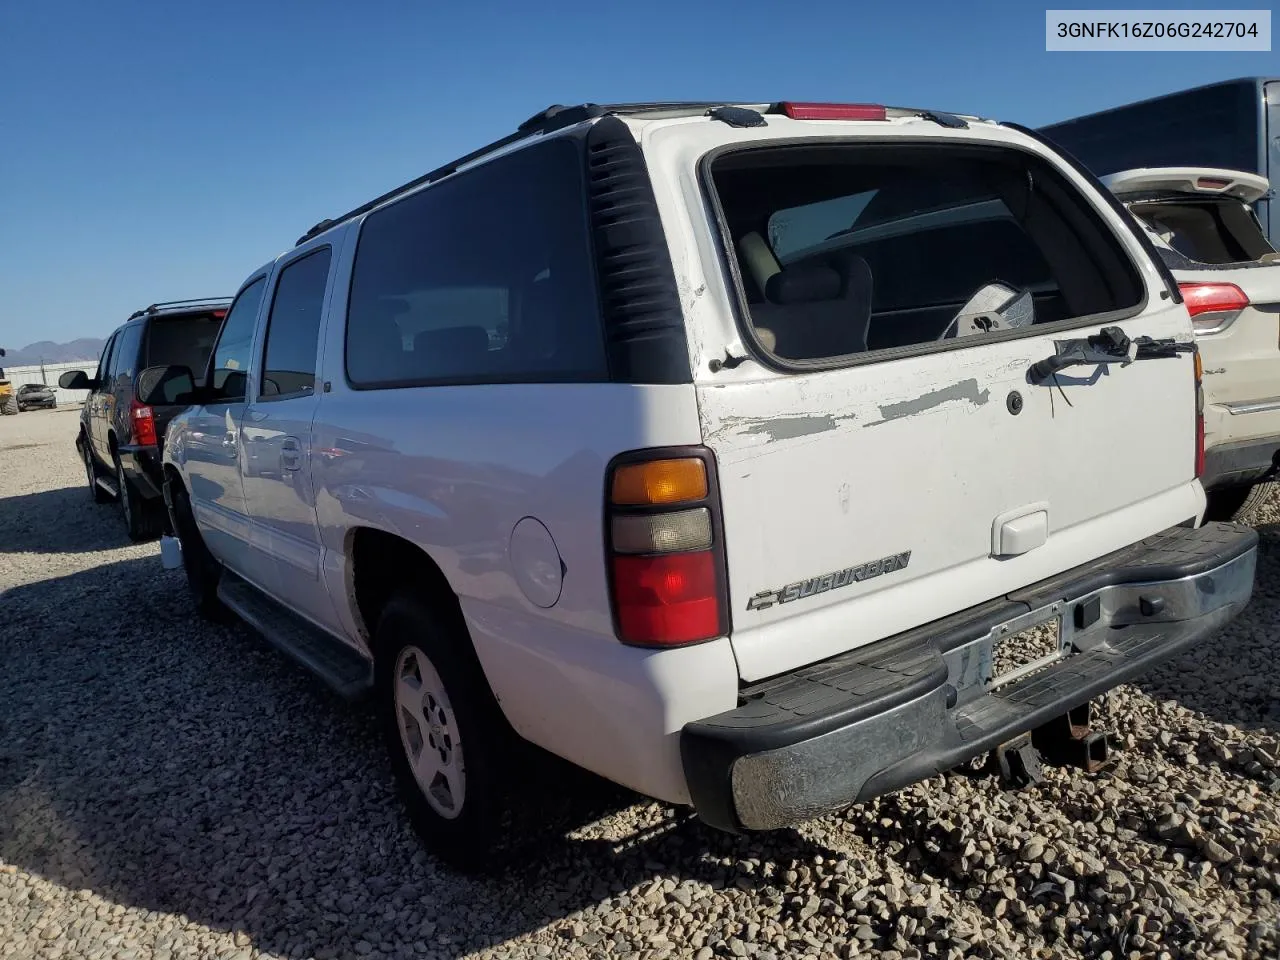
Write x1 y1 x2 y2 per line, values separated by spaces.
0 0 1275 347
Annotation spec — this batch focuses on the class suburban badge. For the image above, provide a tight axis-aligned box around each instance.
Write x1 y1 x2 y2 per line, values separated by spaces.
745 551 912 612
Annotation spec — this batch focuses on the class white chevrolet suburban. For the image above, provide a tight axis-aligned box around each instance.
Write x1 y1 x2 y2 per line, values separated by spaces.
1103 167 1280 523
156 101 1258 866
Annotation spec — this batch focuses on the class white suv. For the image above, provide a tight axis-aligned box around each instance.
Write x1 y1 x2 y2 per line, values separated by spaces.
1103 167 1280 522
156 101 1257 866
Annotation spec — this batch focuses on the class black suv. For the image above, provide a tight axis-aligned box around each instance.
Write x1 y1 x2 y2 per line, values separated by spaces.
61 299 231 540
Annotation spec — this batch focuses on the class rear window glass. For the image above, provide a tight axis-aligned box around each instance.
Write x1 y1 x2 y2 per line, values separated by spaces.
710 142 1145 363
345 137 604 388
146 312 225 375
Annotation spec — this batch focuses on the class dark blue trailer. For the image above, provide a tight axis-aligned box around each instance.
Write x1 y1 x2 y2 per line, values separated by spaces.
1040 78 1279 241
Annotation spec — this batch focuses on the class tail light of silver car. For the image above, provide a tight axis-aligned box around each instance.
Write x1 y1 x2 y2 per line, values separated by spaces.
606 449 730 647
1178 281 1249 335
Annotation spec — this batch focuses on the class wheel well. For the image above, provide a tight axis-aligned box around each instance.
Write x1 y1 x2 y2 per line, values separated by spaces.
349 528 466 650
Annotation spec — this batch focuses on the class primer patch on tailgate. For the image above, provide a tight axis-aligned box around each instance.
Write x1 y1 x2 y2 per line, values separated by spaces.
869 378 990 425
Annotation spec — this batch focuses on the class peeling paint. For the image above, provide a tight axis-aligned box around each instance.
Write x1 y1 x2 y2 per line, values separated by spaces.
1204 368 1226 376
870 378 990 426
732 412 856 442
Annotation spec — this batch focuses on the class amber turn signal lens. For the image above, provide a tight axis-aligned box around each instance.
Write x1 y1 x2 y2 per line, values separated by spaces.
611 458 707 506
1193 350 1203 381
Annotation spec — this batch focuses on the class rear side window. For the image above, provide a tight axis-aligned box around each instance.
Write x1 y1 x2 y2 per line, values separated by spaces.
345 137 604 388
709 142 1145 364
210 277 267 402
146 311 225 376
261 248 331 400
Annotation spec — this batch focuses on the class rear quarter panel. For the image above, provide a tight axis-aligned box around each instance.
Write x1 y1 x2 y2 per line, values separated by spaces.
309 231 737 803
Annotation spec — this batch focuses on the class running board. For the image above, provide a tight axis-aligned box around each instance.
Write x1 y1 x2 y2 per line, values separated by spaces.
217 571 374 699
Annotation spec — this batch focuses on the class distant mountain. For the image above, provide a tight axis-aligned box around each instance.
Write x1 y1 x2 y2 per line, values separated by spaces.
2 338 105 367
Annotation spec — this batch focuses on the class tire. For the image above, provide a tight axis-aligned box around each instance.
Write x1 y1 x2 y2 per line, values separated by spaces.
115 455 164 542
169 479 226 620
1205 481 1277 526
83 441 112 504
376 592 523 871
1 394 17 415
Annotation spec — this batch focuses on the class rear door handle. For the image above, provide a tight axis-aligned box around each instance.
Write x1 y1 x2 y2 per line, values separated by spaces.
992 503 1049 557
281 436 302 472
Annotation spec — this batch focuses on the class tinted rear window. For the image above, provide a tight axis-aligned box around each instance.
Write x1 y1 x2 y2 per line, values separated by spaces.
145 312 226 376
711 142 1144 364
345 137 604 388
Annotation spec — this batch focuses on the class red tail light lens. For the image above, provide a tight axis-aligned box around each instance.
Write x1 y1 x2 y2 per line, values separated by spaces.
1179 282 1248 326
612 552 722 646
779 102 887 121
132 400 157 446
1195 414 1206 478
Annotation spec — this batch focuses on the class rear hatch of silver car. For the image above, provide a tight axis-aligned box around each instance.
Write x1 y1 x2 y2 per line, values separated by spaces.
681 112 1203 682
1105 167 1280 434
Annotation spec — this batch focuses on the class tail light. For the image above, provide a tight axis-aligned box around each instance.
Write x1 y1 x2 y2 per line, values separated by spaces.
607 450 729 647
1178 282 1249 334
132 398 157 447
779 102 887 121
1193 347 1205 478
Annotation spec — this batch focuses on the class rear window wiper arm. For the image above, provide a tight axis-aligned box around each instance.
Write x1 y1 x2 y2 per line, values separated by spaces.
1030 326 1193 381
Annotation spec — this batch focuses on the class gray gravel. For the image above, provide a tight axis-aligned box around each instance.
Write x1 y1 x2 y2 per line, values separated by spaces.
2 407 1279 960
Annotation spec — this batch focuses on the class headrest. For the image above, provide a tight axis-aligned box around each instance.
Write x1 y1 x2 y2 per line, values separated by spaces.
414 325 489 358
766 264 842 304
738 232 781 293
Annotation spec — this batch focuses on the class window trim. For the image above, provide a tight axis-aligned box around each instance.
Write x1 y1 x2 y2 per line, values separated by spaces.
205 273 269 405
257 245 332 404
697 136 1152 374
341 136 608 391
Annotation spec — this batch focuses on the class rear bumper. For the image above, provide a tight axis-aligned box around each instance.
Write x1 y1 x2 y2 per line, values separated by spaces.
681 522 1257 833
117 443 164 499
1201 434 1280 490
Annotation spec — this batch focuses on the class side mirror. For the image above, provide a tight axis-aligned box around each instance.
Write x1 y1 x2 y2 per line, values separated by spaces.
136 365 198 406
58 369 95 391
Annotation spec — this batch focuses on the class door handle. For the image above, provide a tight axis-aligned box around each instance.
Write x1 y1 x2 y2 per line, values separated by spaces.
991 503 1049 558
281 436 302 472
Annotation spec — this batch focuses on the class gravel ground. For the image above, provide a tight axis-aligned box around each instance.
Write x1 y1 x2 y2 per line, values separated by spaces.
2 408 1279 960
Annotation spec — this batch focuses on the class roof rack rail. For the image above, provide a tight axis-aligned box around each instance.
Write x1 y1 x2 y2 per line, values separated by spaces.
294 101 764 246
126 298 233 321
292 99 982 246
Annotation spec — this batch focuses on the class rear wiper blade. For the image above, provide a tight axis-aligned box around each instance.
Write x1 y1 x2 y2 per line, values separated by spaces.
1029 326 1193 381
